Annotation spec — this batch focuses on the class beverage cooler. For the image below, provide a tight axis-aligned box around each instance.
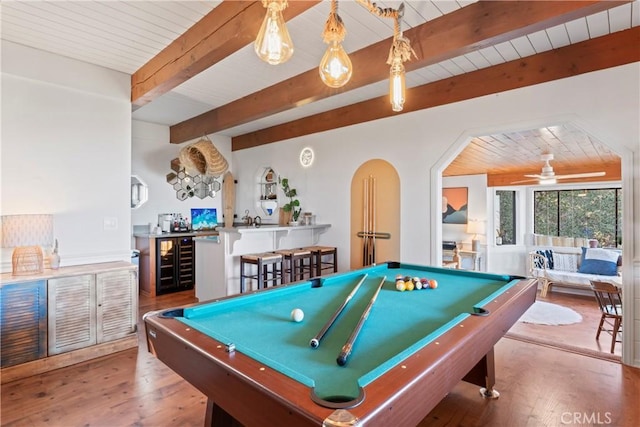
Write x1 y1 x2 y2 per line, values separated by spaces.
156 236 195 295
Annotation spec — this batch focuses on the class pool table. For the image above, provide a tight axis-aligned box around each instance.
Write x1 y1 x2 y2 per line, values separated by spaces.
144 262 536 426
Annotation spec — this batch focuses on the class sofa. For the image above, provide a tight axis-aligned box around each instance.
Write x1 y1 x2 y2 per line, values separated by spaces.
529 245 622 297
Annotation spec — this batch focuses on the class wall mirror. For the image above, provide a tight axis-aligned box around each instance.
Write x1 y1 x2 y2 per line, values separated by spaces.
166 158 221 201
258 167 278 216
131 175 149 209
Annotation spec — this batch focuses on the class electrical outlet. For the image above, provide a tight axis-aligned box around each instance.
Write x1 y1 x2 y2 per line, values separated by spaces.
104 217 118 230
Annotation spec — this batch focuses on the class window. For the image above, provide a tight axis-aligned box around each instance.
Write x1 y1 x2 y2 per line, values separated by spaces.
495 190 516 245
534 188 622 248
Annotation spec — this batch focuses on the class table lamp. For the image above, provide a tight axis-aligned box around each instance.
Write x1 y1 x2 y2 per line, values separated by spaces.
1 214 53 275
466 219 485 252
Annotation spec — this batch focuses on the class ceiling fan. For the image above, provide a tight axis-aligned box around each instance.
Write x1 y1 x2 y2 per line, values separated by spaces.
512 153 606 184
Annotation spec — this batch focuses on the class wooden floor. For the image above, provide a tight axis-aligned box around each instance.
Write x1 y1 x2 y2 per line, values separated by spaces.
2 288 638 427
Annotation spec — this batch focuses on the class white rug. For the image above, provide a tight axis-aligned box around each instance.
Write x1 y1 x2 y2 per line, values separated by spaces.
518 301 582 325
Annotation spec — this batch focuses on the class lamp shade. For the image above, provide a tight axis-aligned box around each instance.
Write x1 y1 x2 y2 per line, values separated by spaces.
466 220 486 236
1 214 53 248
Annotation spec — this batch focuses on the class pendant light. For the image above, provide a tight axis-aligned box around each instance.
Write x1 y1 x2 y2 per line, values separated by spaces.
254 0 416 111
389 58 405 112
254 0 294 65
319 0 352 88
386 11 416 113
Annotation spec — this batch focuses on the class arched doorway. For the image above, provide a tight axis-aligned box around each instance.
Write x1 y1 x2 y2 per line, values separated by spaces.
350 160 400 269
431 121 629 360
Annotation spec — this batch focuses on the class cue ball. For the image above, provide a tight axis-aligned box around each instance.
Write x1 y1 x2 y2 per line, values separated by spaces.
291 308 304 322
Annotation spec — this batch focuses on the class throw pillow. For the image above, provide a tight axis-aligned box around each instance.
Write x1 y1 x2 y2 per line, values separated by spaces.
578 247 619 276
534 249 554 269
553 253 578 272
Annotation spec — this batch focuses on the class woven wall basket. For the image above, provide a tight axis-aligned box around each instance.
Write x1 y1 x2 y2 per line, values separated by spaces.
179 137 228 177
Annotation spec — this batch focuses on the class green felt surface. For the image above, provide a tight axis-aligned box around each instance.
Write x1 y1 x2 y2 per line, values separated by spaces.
179 263 517 402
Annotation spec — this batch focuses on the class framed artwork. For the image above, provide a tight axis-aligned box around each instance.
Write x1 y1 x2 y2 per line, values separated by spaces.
442 187 468 224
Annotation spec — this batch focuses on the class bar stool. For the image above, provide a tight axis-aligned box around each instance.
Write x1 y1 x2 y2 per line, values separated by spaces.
304 246 338 277
239 252 284 293
274 248 314 283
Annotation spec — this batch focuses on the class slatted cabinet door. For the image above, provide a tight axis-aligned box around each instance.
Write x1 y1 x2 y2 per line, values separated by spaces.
0 281 47 367
48 274 97 355
96 269 137 343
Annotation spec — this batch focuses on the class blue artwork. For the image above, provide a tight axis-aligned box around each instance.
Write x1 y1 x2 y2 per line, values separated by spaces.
191 208 217 231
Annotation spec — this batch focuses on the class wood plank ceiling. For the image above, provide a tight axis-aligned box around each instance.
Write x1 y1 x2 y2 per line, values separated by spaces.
2 1 637 185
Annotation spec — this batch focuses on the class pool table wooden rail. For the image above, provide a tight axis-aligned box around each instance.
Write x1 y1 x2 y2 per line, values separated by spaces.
144 276 537 426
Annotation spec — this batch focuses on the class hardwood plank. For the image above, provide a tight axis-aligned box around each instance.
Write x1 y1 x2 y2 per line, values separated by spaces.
170 0 630 144
232 27 639 150
131 1 320 108
0 335 138 384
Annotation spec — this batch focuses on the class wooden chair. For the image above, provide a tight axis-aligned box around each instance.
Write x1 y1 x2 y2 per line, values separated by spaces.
589 280 622 353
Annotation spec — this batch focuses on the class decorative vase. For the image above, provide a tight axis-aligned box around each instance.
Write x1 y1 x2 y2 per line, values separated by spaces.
50 239 60 269
288 220 299 226
279 209 292 225
50 252 60 269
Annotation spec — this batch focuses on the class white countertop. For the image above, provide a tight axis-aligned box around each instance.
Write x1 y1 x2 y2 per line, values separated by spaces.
216 223 330 233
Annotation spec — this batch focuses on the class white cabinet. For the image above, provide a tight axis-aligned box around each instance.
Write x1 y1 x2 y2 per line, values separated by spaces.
48 267 137 355
96 269 138 342
48 274 96 355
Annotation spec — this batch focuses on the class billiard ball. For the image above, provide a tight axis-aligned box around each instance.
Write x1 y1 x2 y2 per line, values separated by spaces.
405 281 415 291
395 281 406 292
429 279 438 289
291 308 304 322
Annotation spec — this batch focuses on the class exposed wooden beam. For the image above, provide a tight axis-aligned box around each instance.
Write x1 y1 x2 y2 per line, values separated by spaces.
487 161 622 187
131 1 320 109
170 0 628 144
232 27 640 150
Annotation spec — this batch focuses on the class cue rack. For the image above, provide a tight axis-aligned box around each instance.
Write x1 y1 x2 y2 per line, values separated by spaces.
358 174 390 266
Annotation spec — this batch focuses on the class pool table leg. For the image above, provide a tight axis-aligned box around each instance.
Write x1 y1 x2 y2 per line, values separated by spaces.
462 347 500 400
204 399 242 427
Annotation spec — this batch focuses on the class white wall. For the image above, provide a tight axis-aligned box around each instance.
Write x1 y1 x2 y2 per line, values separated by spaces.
1 41 132 268
130 121 231 234
223 63 639 366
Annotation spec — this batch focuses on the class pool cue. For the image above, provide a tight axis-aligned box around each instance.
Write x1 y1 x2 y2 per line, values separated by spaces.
336 276 387 366
309 273 368 348
362 178 369 266
371 176 376 264
364 175 374 266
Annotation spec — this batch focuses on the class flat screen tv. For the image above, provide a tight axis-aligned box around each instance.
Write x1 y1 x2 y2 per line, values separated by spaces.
191 208 217 231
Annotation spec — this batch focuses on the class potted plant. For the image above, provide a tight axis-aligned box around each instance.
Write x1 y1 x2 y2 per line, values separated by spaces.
279 176 301 225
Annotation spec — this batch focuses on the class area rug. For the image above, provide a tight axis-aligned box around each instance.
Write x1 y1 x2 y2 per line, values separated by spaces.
518 301 582 325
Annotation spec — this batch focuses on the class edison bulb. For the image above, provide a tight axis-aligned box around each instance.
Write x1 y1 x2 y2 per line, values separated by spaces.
319 41 352 88
254 1 294 65
389 60 406 112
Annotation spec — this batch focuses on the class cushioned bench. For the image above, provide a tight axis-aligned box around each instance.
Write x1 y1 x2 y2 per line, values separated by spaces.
529 246 621 297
